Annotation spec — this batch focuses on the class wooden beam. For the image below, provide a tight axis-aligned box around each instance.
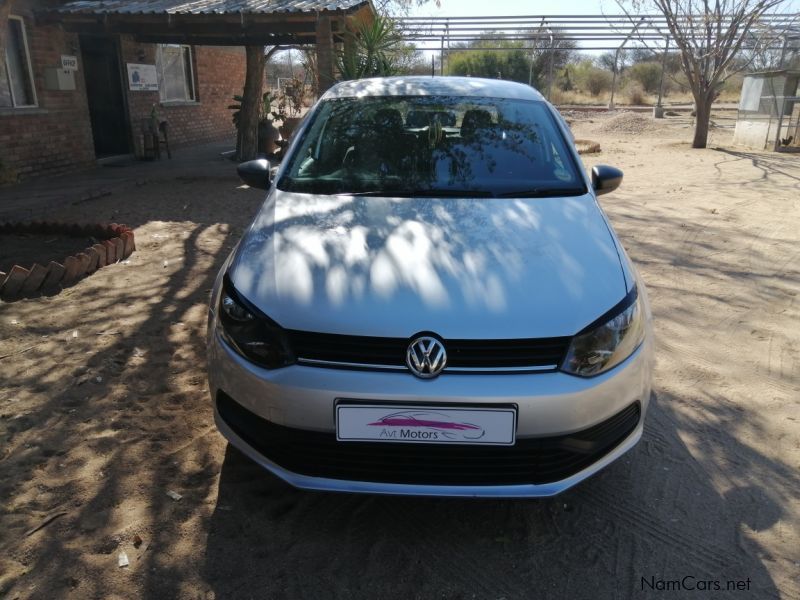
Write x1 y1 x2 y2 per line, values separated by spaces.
132 33 313 45
34 5 358 47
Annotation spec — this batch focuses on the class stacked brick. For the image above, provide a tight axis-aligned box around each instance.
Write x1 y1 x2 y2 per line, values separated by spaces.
0 222 135 301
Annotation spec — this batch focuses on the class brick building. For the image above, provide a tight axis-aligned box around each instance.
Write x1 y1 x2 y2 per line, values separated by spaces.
0 0 372 183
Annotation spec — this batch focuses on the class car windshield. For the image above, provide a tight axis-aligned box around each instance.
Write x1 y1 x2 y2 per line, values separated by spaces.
277 95 585 198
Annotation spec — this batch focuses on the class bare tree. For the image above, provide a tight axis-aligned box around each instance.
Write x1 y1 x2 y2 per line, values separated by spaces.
237 46 291 161
527 34 578 92
373 0 440 17
236 46 267 161
625 0 794 148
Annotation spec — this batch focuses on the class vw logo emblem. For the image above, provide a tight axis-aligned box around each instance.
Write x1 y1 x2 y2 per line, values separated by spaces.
406 336 447 379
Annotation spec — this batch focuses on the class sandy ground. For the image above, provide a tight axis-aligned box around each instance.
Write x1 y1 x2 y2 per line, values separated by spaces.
0 115 798 600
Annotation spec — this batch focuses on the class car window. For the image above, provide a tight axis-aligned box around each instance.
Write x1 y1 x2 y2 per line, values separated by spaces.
278 95 585 197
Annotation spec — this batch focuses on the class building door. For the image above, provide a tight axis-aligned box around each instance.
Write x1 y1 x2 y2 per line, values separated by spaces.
80 35 130 157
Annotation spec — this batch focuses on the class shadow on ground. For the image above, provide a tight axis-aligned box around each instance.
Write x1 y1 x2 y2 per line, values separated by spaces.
200 390 788 600
1 140 798 599
0 148 263 598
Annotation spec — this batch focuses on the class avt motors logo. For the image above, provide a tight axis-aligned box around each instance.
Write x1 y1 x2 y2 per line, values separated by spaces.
368 411 486 441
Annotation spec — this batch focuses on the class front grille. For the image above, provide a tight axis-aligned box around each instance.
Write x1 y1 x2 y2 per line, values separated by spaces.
217 392 640 486
286 330 571 372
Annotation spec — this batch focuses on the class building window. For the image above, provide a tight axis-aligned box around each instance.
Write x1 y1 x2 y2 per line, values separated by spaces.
156 44 196 103
1 16 37 108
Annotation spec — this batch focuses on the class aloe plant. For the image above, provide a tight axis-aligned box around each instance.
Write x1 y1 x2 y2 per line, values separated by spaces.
336 16 404 80
229 91 275 129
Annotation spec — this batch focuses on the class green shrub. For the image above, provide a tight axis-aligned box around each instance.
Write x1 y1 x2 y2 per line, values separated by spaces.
572 61 613 96
448 48 530 83
628 62 662 94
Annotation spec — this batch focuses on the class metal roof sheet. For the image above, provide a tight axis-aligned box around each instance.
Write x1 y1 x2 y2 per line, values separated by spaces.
56 0 369 15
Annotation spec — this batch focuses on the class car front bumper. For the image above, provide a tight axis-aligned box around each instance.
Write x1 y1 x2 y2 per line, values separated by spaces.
207 322 652 498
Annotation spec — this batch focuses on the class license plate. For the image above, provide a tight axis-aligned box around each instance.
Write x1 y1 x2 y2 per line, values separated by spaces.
336 404 516 445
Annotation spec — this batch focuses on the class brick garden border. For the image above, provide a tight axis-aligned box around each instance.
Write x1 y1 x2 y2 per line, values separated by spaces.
0 222 136 302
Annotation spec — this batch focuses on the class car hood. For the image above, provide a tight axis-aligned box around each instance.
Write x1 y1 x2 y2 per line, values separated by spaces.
230 190 626 338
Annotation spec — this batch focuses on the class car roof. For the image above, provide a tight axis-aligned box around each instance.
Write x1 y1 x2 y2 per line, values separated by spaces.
322 76 546 101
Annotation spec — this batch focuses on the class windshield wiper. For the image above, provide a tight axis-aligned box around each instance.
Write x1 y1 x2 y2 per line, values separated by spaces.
339 188 584 198
336 190 415 197
338 189 493 198
496 187 586 198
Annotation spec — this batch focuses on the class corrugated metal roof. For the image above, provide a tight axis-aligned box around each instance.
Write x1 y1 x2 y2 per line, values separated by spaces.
56 0 369 15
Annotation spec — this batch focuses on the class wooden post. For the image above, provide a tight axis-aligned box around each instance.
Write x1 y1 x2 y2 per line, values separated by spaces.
238 45 266 161
608 49 620 109
316 15 334 92
654 38 670 118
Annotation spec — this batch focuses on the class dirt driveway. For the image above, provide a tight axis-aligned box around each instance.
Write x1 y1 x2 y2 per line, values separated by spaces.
1 117 798 600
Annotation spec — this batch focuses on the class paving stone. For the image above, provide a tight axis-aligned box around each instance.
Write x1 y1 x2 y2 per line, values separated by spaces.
20 263 49 296
40 262 66 295
1 265 31 301
112 237 124 261
103 239 117 263
93 243 107 268
121 231 136 258
62 256 82 286
76 252 92 276
85 247 100 273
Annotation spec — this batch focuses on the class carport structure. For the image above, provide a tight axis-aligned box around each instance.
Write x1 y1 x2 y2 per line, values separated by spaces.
398 13 799 109
36 0 375 158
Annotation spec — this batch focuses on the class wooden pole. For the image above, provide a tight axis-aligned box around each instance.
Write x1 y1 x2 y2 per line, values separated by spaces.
316 15 334 92
238 45 266 161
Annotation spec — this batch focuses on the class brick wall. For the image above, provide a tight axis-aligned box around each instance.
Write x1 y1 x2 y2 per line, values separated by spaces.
0 11 96 183
121 38 245 150
1 6 245 184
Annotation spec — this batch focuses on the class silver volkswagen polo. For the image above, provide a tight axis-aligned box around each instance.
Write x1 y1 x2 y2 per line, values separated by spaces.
207 77 653 497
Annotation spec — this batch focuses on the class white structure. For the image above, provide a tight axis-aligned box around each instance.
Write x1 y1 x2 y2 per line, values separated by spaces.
733 70 800 152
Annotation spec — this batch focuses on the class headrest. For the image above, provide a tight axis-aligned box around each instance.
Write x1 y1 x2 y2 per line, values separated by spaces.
373 108 404 133
432 111 457 127
405 110 430 128
461 109 493 137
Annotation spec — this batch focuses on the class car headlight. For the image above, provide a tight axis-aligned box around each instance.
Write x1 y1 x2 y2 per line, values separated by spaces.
217 276 294 369
561 288 645 377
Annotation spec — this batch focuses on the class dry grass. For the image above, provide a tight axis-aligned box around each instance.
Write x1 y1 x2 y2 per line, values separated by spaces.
574 139 602 154
551 88 739 107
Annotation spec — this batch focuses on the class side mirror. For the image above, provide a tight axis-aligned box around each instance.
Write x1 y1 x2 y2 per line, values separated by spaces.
591 165 623 196
237 159 271 190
